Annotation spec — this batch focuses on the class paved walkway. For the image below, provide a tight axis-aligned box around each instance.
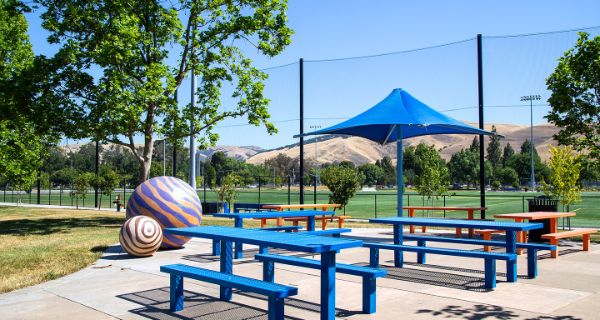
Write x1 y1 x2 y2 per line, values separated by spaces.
1 228 599 319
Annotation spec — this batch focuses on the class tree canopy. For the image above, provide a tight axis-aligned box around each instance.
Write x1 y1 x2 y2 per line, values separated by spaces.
36 0 293 181
546 32 600 167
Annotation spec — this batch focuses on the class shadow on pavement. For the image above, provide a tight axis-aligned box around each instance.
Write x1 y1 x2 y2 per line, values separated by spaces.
118 287 304 320
417 304 582 320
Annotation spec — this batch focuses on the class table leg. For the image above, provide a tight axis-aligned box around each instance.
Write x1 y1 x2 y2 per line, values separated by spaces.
320 250 336 320
220 240 233 300
261 218 267 228
506 230 517 283
549 218 558 233
516 218 524 255
322 217 328 230
292 220 299 232
234 218 244 259
409 209 415 234
393 224 403 267
468 210 474 238
276 217 283 226
307 216 316 231
456 228 462 238
338 217 343 228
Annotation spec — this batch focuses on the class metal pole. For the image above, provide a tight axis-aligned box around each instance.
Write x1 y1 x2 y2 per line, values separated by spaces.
299 58 305 205
163 140 166 176
396 128 403 216
258 176 261 204
173 90 178 177
189 24 197 189
477 34 486 219
530 99 535 191
95 140 99 208
37 170 41 204
287 175 291 205
313 175 317 204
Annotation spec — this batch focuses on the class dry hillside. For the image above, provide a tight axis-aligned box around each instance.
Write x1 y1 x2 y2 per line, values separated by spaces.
246 123 560 166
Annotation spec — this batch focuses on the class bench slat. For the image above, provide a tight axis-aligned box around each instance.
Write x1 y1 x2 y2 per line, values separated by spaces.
403 235 555 251
160 264 297 298
363 242 516 261
255 254 387 277
542 228 597 239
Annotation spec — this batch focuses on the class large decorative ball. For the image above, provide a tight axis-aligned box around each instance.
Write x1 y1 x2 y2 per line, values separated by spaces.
126 176 202 249
119 216 163 257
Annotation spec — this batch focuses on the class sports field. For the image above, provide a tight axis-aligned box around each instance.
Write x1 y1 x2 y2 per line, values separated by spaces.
1 189 598 227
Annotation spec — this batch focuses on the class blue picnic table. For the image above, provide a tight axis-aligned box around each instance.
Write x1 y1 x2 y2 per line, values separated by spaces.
164 226 363 320
369 217 543 283
213 210 328 258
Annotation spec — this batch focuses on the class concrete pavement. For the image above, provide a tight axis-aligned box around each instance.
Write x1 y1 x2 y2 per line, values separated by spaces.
1 228 599 319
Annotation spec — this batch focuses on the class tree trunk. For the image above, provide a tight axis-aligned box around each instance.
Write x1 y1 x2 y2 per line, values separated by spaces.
138 139 154 182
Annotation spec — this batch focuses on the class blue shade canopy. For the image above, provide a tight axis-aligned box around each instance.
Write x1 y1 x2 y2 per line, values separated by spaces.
297 88 495 217
298 88 493 144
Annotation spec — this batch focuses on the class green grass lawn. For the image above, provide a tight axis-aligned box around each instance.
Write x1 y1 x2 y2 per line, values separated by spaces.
2 189 599 226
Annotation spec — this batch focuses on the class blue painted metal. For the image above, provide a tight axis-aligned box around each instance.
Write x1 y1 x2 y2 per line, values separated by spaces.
404 234 554 278
363 242 515 289
321 250 336 320
363 277 376 314
397 128 403 216
393 224 403 267
258 226 304 232
484 258 496 289
528 249 538 278
268 297 285 320
220 240 233 300
303 228 351 237
169 274 184 311
234 217 244 259
264 260 275 282
370 217 543 231
233 202 275 212
161 263 297 319
165 226 363 253
212 239 220 256
369 247 379 268
255 253 385 314
416 240 426 264
506 231 517 282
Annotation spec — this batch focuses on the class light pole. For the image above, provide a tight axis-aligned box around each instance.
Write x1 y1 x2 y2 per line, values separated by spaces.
155 138 167 176
309 125 321 185
520 95 541 192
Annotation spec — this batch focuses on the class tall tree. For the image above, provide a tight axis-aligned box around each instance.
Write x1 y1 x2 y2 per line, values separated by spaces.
486 125 502 167
469 136 480 153
413 144 448 204
0 0 46 198
546 32 600 166
37 0 293 182
501 143 515 167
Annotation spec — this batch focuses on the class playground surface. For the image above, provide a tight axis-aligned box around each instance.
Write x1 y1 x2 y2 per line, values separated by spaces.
1 228 599 319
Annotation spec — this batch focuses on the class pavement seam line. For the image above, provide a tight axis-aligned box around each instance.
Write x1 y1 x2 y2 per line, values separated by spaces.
41 287 123 320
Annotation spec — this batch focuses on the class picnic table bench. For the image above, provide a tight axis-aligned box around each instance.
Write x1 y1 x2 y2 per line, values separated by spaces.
255 253 386 313
161 264 297 319
404 206 487 237
163 226 364 320
542 228 597 258
261 204 347 230
369 217 543 286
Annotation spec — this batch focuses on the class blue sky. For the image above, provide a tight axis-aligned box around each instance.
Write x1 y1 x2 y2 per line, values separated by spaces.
26 1 600 149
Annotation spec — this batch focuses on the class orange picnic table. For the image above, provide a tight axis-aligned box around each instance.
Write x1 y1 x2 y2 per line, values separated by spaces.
404 206 487 237
495 211 576 242
260 204 344 229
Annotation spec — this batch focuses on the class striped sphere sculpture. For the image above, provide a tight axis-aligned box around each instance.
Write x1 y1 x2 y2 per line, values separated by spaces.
126 176 202 249
119 216 163 257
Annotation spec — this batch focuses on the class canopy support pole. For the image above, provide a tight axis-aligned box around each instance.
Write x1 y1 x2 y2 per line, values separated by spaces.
397 127 403 217
477 34 486 219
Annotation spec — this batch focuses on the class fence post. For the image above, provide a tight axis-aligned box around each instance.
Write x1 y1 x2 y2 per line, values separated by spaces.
287 176 291 205
443 195 446 218
374 194 377 218
59 185 62 206
407 194 410 206
258 176 261 204
48 185 51 205
313 175 317 204
522 196 525 212
122 180 126 205
3 186 5 202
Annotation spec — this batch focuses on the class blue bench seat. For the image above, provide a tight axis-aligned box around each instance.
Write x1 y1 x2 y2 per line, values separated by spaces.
363 242 516 289
255 253 386 314
303 228 352 237
160 264 297 319
402 235 556 278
